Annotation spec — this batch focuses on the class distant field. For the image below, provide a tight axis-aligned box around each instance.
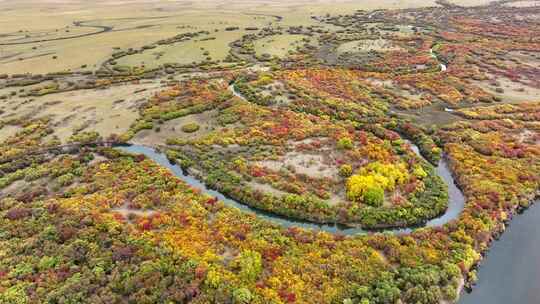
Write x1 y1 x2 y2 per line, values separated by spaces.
0 0 494 74
116 30 246 69
503 0 540 7
254 34 312 58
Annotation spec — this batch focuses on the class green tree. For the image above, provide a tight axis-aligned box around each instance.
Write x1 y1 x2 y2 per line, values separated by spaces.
234 250 262 284
337 137 353 150
233 288 253 304
339 164 353 177
363 187 384 207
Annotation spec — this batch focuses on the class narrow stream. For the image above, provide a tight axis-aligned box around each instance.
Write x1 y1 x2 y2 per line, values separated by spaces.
116 143 465 235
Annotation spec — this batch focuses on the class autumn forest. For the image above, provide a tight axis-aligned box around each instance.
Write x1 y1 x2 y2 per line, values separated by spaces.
0 0 539 303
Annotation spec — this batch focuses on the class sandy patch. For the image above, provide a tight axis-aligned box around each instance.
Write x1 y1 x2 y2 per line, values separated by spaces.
256 151 339 180
0 82 162 142
131 109 237 146
0 125 21 142
472 77 540 103
337 39 402 55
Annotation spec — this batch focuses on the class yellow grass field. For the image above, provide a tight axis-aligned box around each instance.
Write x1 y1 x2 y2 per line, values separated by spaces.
0 0 493 74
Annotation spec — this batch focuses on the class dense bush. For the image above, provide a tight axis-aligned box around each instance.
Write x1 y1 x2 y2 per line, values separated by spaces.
181 123 200 133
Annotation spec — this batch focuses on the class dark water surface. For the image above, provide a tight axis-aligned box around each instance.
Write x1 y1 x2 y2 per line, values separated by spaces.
459 201 540 304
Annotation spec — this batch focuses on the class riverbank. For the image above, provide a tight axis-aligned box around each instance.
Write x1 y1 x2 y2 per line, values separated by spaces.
459 197 540 303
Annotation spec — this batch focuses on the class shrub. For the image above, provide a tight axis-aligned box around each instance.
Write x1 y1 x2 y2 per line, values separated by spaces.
57 173 75 186
339 164 353 177
337 137 353 150
181 123 200 133
0 283 29 304
257 74 273 86
363 187 384 207
413 165 428 179
346 162 409 205
346 175 386 203
234 250 262 284
5 207 32 220
233 288 253 304
68 131 101 144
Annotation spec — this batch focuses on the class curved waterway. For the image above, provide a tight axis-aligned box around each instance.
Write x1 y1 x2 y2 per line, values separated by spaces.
0 21 112 46
225 71 540 301
115 84 465 234
116 143 465 235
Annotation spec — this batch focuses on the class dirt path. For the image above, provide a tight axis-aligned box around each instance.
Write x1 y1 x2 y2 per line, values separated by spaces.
0 21 112 46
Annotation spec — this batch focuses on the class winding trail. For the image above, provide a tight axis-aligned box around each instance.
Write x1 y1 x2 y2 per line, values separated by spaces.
116 85 466 235
0 21 112 46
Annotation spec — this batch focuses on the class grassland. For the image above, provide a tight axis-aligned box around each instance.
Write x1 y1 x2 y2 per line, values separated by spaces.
0 82 163 142
116 30 246 69
0 0 496 75
254 34 313 58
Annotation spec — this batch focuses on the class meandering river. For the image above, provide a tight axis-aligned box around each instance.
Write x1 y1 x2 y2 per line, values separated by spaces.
116 84 539 302
117 143 464 235
117 144 540 303
116 85 465 233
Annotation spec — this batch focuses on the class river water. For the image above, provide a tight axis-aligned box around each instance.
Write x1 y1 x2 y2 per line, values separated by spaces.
116 144 464 234
459 201 540 304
